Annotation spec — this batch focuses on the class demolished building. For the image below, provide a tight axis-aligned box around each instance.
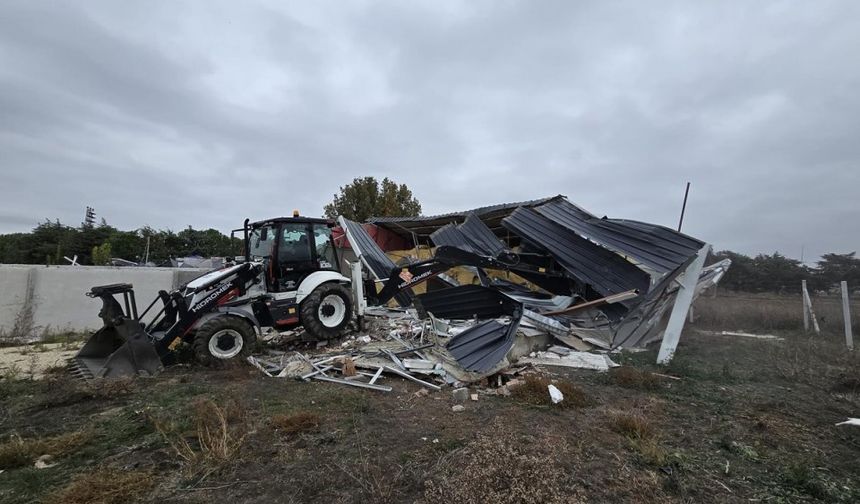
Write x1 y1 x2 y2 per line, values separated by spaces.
333 194 729 375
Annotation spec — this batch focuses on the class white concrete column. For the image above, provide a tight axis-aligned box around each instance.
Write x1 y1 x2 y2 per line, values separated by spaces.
657 244 711 365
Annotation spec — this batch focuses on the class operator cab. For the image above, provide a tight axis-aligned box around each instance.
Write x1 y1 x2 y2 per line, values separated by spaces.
245 215 339 292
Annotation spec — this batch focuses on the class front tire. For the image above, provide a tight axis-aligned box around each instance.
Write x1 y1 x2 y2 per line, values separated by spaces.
300 283 353 341
193 316 255 367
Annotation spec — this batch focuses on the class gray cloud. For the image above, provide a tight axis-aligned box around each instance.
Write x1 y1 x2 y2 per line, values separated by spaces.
1 0 858 262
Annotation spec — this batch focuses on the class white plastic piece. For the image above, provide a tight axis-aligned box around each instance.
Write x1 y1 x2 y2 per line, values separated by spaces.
548 384 564 404
835 418 860 427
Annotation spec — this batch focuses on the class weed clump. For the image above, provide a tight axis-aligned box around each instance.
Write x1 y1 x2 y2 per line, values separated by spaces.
271 411 321 435
610 412 677 467
424 428 581 504
611 412 655 439
609 367 662 390
0 430 91 469
44 468 154 504
152 398 248 471
510 375 589 408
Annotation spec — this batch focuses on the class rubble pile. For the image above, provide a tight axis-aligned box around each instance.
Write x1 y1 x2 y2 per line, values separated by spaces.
249 195 731 392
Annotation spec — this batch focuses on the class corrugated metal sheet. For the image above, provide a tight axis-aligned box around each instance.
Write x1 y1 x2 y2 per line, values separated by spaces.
338 216 412 307
446 315 521 373
502 207 652 297
429 224 477 253
414 285 520 320
533 199 704 273
458 213 509 257
369 195 566 239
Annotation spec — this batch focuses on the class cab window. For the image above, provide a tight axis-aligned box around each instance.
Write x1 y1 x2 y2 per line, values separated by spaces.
313 225 336 270
248 226 274 259
278 224 311 262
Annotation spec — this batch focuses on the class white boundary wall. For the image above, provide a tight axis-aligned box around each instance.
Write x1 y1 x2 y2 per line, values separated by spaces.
0 265 207 337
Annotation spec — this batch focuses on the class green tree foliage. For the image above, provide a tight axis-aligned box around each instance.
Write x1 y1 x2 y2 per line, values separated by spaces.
91 242 112 265
323 176 422 222
712 250 860 293
816 252 860 289
0 220 242 266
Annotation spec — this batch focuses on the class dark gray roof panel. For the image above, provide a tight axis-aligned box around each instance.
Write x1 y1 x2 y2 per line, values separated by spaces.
446 316 521 373
338 217 412 307
429 224 477 253
459 213 509 257
502 207 652 296
414 285 520 320
339 217 396 280
533 199 703 273
370 195 564 224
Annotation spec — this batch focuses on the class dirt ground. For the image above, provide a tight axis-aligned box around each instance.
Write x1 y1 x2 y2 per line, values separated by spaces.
0 343 81 379
1 327 859 503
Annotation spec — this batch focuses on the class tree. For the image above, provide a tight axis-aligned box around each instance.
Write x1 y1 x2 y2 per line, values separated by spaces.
816 252 860 289
323 176 422 222
91 242 112 266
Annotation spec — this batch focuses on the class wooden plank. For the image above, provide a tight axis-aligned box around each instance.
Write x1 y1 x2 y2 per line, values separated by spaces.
542 289 639 316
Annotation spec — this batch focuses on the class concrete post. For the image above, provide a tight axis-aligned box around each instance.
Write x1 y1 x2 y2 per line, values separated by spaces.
657 244 710 365
841 281 853 350
802 280 809 332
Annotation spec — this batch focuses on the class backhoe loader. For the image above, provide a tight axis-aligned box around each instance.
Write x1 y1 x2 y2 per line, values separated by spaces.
71 215 356 379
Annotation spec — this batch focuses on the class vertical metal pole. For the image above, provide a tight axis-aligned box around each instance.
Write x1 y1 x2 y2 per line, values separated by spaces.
802 280 809 332
677 182 691 232
841 281 853 350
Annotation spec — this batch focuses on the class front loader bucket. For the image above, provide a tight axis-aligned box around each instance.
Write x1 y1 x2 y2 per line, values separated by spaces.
70 319 164 380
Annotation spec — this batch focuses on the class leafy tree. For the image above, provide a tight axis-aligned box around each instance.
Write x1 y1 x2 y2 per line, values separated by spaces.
816 252 860 289
323 176 422 222
91 242 112 266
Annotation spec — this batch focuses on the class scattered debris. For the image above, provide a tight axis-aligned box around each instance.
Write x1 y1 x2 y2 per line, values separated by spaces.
719 331 783 341
835 418 860 427
547 384 564 404
452 405 465 412
519 351 619 372
452 387 469 403
34 454 57 469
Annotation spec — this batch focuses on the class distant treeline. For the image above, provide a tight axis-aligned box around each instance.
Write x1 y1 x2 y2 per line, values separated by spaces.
712 250 860 293
1 220 857 293
0 219 241 266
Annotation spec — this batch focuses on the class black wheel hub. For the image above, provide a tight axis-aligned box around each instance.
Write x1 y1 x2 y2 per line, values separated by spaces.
320 303 336 317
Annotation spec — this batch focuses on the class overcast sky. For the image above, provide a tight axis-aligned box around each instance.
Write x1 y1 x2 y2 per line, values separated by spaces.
1 1 858 261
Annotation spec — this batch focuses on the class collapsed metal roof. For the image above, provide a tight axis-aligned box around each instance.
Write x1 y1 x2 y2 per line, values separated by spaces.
533 199 704 273
502 207 652 297
369 195 566 239
341 194 721 366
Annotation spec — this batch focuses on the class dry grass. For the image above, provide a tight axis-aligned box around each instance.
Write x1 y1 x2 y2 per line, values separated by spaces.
270 411 321 435
694 292 860 335
769 332 860 386
423 427 582 504
611 412 655 439
609 366 662 390
509 374 589 408
610 412 673 466
153 398 248 470
44 468 154 504
0 430 91 469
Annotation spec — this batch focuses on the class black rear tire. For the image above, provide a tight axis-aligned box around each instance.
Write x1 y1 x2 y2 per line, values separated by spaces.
192 316 255 367
300 283 353 341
